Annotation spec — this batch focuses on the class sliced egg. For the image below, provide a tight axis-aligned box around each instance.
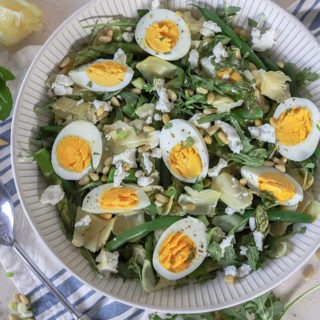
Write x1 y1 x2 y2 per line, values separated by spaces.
68 59 134 92
160 119 209 183
82 183 150 214
273 97 320 161
241 166 303 206
152 217 207 280
135 8 191 61
51 120 102 180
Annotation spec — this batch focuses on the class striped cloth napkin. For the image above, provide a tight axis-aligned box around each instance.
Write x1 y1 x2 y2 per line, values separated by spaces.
1 1 320 319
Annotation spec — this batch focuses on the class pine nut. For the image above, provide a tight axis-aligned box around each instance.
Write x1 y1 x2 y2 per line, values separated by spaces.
20 294 29 305
277 61 284 69
111 96 121 107
224 275 235 284
122 162 131 171
99 35 112 43
89 172 99 181
264 160 274 167
0 138 8 146
102 165 111 175
254 119 262 126
155 193 170 204
270 117 277 127
167 88 177 102
204 135 212 145
303 265 315 281
185 89 194 96
207 123 220 136
59 56 71 69
239 178 247 185
199 128 206 136
101 174 108 182
183 204 196 211
100 213 113 220
162 113 170 124
138 144 151 153
272 157 284 165
196 87 208 95
96 107 104 117
106 28 114 37
104 156 113 167
143 125 155 133
207 92 215 104
203 108 217 115
275 164 286 173
281 157 288 164
218 131 229 145
78 175 90 186
12 293 21 302
131 88 141 95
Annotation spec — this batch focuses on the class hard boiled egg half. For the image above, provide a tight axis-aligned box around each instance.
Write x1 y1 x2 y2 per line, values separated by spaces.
160 119 209 183
51 120 102 180
135 8 191 61
68 59 134 92
152 217 207 280
273 97 320 161
82 183 150 214
241 166 303 206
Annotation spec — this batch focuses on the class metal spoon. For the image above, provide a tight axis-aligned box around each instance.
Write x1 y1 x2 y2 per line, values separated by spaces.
0 182 90 320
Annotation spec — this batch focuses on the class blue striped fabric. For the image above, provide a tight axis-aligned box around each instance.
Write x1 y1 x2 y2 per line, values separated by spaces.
1 1 320 319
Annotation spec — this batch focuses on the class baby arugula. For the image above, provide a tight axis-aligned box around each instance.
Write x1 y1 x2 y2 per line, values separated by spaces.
0 65 15 121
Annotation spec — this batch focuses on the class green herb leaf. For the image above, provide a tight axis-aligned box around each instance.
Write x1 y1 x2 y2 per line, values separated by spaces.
182 136 195 149
0 65 15 121
296 68 319 87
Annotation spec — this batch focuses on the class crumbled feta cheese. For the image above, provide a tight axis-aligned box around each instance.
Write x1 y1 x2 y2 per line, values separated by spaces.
74 215 91 229
95 249 119 273
225 207 236 215
249 216 256 231
248 123 276 144
52 84 73 96
200 20 222 37
188 113 210 130
51 74 74 96
40 185 64 205
92 99 113 112
251 28 276 52
149 130 160 149
142 152 153 174
135 170 144 178
151 147 162 158
208 158 228 177
132 245 146 265
112 148 137 168
54 74 74 86
224 265 237 277
216 120 243 154
145 115 153 124
113 163 128 187
220 235 234 257
188 49 199 70
253 230 264 251
237 264 252 277
240 246 248 256
154 79 174 113
154 113 162 121
137 175 154 187
200 57 216 77
122 32 134 43
211 42 228 63
113 48 127 64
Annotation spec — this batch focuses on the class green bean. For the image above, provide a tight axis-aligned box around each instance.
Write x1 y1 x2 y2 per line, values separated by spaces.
106 216 181 251
283 63 299 96
197 6 266 69
258 54 281 72
231 107 264 119
197 112 228 124
268 210 312 223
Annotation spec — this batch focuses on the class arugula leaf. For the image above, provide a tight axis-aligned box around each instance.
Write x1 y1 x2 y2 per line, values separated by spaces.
0 66 15 121
247 245 260 270
296 67 319 86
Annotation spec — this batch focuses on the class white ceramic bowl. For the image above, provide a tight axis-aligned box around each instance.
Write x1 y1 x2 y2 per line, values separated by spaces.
11 0 320 313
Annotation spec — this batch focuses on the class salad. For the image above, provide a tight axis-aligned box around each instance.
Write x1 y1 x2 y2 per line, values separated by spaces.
34 1 320 292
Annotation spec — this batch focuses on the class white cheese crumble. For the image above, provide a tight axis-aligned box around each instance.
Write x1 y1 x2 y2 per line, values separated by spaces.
74 215 91 229
51 74 74 96
200 57 216 77
211 42 228 63
154 79 174 113
240 246 248 256
151 147 162 158
237 264 252 277
224 265 237 277
208 158 228 177
95 249 119 273
253 230 264 251
122 32 134 43
251 28 276 52
113 163 128 187
149 130 160 149
220 235 234 257
188 49 199 70
113 48 127 64
249 216 256 231
154 113 162 121
112 148 137 168
92 99 113 111
248 123 276 144
142 152 153 175
200 21 222 37
188 113 211 130
216 120 243 154
40 185 64 205
138 175 154 187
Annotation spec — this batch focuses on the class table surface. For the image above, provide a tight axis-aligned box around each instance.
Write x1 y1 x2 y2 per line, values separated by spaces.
0 0 319 319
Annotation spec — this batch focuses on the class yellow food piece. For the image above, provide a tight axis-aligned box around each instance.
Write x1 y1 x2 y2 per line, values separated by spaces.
56 136 91 172
159 232 197 273
0 0 43 46
0 138 8 146
217 68 243 82
169 143 202 179
258 172 295 202
86 61 127 87
99 187 138 211
145 20 179 53
276 107 312 146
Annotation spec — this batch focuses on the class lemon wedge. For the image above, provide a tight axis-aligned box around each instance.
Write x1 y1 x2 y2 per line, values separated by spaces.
0 0 43 46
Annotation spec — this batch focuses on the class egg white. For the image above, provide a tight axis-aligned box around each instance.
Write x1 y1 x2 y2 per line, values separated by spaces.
160 119 209 183
241 165 303 206
51 120 102 180
273 97 320 161
152 217 207 280
135 8 191 61
68 59 134 92
82 183 150 214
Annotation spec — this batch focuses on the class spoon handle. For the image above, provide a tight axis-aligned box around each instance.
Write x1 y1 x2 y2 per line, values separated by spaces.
12 241 90 320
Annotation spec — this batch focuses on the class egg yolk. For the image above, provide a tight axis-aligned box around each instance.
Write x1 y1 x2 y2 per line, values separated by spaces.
99 187 138 211
56 136 91 172
276 107 312 146
145 19 179 53
169 143 202 179
158 232 197 273
258 172 295 202
86 61 127 87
